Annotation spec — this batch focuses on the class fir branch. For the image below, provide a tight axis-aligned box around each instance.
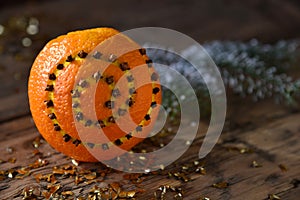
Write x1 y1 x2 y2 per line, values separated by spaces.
146 39 300 108
204 39 300 103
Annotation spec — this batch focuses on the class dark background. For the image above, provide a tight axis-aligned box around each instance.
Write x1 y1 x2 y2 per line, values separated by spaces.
0 0 300 120
1 0 300 41
1 0 300 115
1 0 300 113
1 0 300 99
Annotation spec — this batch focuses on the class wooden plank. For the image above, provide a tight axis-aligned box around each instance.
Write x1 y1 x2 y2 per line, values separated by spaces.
136 113 300 199
0 115 34 137
0 93 29 122
0 111 299 199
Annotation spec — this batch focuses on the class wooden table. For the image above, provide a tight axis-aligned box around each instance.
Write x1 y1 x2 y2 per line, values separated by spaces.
0 88 299 200
1 1 300 199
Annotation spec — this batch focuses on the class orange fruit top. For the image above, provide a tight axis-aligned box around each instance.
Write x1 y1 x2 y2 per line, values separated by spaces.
28 27 161 162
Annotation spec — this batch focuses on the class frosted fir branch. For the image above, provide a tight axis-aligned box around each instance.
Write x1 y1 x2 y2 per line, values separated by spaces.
204 39 300 103
145 39 300 106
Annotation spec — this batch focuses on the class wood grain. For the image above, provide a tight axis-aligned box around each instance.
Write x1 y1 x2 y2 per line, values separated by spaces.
0 105 299 199
0 93 29 122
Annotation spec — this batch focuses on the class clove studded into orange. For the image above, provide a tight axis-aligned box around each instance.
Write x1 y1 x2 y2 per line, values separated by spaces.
28 28 161 162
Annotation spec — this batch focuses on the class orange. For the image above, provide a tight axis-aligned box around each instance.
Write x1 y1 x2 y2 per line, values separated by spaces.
28 27 161 162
